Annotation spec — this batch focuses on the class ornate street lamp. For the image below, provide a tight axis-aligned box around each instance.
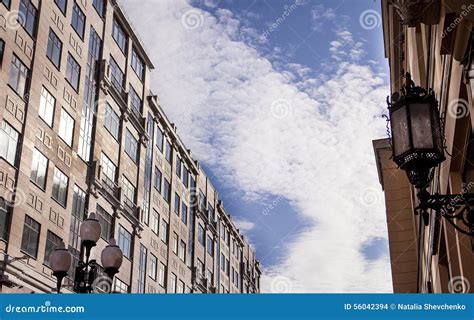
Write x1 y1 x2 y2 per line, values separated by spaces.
49 241 71 293
387 73 474 236
50 212 123 293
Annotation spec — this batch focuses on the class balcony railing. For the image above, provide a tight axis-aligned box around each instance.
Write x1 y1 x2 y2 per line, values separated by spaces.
102 176 120 199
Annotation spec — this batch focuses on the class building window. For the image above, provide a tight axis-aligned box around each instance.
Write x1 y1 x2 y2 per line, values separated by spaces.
175 158 181 179
182 169 189 187
44 230 62 266
198 224 205 246
46 29 62 68
69 185 86 251
21 215 40 258
207 235 214 256
0 121 19 166
150 209 159 235
220 253 225 271
226 259 229 275
165 140 172 163
172 232 178 254
155 127 163 152
19 0 37 37
124 129 138 163
58 108 74 147
181 203 188 225
117 225 132 259
163 178 171 203
66 53 80 91
96 205 112 240
0 39 4 65
109 57 124 91
52 167 69 206
131 49 144 81
174 193 180 216
92 0 104 17
100 152 116 183
179 239 186 262
177 280 185 294
160 220 168 243
71 2 85 38
122 176 136 208
149 254 157 280
30 148 48 190
0 199 11 241
114 278 128 293
138 244 147 293
208 204 215 221
158 262 166 287
154 167 162 193
8 55 29 99
54 0 67 14
196 259 204 277
112 18 127 53
207 269 214 286
38 87 55 127
170 273 177 293
1 0 10 9
103 103 120 140
129 86 142 115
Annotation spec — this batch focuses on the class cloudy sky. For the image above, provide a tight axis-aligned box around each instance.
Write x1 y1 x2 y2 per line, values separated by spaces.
121 0 392 293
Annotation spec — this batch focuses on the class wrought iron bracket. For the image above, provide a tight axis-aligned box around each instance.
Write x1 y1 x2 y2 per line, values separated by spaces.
415 189 474 236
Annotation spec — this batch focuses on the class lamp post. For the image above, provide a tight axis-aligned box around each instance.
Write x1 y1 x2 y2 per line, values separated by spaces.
50 212 123 293
386 73 474 236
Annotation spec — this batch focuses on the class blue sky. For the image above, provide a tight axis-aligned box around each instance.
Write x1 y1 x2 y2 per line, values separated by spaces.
122 0 393 292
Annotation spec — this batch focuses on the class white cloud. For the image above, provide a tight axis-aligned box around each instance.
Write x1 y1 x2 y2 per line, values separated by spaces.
233 218 256 233
122 0 392 293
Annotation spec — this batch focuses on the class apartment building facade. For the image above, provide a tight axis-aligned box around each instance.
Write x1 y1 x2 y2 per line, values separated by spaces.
374 0 473 293
0 0 261 293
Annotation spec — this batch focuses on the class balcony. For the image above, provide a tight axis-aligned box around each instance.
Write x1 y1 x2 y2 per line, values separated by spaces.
90 161 120 207
128 105 146 135
121 195 140 221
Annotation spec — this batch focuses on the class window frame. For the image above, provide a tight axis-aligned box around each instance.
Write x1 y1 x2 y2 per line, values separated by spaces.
30 148 49 190
52 167 69 207
65 53 80 91
0 121 19 166
54 0 67 15
58 108 75 147
20 215 41 258
8 54 30 99
19 0 38 38
112 18 127 54
46 28 63 69
71 1 86 39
